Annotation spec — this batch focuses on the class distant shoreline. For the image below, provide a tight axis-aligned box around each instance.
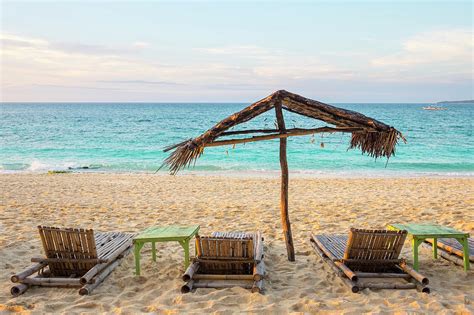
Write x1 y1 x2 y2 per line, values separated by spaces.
437 100 474 104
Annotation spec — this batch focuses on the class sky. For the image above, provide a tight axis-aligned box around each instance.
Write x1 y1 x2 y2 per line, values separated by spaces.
1 1 472 102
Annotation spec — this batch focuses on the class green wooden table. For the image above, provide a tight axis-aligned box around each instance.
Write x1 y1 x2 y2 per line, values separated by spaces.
133 225 200 275
388 223 470 271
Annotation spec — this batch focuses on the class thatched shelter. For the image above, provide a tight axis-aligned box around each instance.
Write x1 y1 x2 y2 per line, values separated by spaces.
162 90 405 261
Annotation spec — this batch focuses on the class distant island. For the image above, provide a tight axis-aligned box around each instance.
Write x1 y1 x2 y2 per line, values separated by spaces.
437 100 474 104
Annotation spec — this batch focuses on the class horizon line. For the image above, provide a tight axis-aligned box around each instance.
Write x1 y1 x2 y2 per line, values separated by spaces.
0 101 458 104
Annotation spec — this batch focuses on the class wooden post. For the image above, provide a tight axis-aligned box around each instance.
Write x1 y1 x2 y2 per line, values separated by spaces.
275 103 295 261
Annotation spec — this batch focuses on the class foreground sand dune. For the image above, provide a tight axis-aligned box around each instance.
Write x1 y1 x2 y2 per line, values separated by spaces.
0 173 473 313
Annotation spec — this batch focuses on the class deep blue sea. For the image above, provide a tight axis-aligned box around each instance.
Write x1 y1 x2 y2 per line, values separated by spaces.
1 102 473 176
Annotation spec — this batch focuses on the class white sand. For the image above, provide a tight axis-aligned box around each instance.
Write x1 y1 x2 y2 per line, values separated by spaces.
0 173 473 313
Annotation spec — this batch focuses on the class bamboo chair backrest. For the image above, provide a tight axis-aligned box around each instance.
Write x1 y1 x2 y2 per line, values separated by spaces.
196 235 255 260
344 228 407 261
38 226 98 276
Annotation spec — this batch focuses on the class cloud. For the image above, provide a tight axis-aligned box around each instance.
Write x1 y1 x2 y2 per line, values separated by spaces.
132 41 151 49
2 29 472 101
193 45 268 57
0 33 171 88
33 84 124 91
98 80 183 85
372 29 473 67
194 45 355 80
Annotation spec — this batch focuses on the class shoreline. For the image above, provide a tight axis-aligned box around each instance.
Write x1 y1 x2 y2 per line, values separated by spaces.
1 169 473 179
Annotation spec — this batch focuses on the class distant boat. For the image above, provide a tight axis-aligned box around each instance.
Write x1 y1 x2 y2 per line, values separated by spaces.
422 106 447 111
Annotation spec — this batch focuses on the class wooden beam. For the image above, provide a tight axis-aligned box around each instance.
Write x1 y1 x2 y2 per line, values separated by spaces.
204 126 362 148
275 102 295 262
220 127 365 137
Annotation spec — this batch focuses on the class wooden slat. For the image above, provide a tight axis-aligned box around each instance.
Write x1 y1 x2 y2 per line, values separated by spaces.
36 226 132 277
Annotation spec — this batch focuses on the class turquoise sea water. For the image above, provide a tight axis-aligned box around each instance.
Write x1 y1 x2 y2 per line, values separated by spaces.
1 102 473 176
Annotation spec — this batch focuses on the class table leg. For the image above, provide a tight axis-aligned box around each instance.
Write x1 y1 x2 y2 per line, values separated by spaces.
412 238 422 271
179 239 190 270
459 237 470 271
152 242 156 262
432 238 438 259
134 242 144 276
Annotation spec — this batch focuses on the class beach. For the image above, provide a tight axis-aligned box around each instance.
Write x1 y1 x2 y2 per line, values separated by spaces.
0 173 473 314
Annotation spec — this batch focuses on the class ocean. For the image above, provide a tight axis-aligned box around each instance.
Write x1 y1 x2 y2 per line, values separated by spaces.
1 102 472 176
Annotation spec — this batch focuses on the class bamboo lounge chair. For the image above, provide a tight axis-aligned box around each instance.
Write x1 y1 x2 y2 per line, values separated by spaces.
422 238 474 267
10 226 134 296
310 228 430 293
181 231 265 293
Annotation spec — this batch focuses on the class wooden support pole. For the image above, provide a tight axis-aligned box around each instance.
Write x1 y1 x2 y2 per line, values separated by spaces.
220 127 364 137
204 127 362 148
181 280 194 293
253 260 265 281
254 231 264 262
193 274 255 281
21 277 82 285
80 240 133 285
191 280 254 289
79 257 120 295
31 257 106 264
309 239 359 293
360 282 417 290
421 242 466 266
10 284 29 297
355 272 411 279
11 262 47 283
182 262 199 281
310 235 358 281
398 262 429 285
275 102 295 262
251 280 264 293
79 246 132 295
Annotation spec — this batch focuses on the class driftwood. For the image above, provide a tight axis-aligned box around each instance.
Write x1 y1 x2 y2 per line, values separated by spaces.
310 230 430 294
162 90 405 261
